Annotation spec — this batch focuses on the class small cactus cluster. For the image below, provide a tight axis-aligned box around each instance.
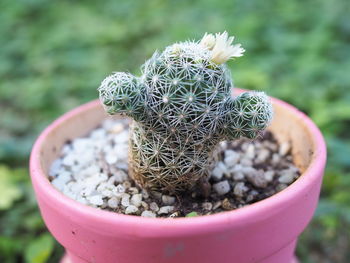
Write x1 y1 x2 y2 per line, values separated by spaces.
98 32 273 194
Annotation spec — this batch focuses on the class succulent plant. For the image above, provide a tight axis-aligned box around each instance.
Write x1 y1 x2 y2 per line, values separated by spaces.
98 32 273 194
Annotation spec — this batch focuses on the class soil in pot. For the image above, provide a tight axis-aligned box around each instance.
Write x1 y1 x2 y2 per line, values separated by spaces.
49 118 300 218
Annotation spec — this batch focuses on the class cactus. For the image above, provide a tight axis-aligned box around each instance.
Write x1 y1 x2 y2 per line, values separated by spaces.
98 32 273 194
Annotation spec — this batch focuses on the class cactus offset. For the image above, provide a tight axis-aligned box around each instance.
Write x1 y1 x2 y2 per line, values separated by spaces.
98 32 273 194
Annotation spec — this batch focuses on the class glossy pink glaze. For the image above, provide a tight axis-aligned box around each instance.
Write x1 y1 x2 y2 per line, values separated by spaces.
30 96 326 263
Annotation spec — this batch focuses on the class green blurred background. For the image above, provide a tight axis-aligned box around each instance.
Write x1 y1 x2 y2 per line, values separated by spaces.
0 0 349 262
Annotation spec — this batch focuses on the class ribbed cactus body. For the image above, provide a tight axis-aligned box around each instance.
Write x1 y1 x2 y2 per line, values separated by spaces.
142 43 232 132
99 72 146 122
99 33 273 193
223 91 274 139
129 121 219 193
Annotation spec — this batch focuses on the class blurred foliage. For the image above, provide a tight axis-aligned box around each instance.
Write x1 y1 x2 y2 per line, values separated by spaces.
25 233 54 263
0 166 23 210
0 0 349 262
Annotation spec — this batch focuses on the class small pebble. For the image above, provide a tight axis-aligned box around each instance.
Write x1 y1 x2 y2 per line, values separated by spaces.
150 202 159 212
162 195 176 205
246 195 254 202
264 141 278 151
246 170 268 188
272 153 281 165
241 142 249 151
105 154 118 165
233 182 248 197
158 206 174 215
131 194 142 207
62 155 75 166
122 181 131 189
110 123 124 134
121 193 130 207
72 138 90 152
224 150 240 167
278 171 295 184
88 195 103 206
217 161 229 176
279 142 291 156
115 184 125 195
240 158 253 167
249 190 259 196
169 212 180 218
231 164 243 173
51 178 66 191
113 171 128 183
125 205 138 215
116 162 128 171
213 180 231 195
107 197 119 209
256 148 270 163
129 187 139 195
222 198 233 210
90 128 106 139
241 166 256 176
246 190 259 202
114 131 129 143
49 159 62 177
233 172 244 180
141 211 156 218
61 144 72 155
80 185 95 197
141 189 150 199
202 202 213 211
141 201 149 210
211 165 225 181
264 171 275 182
212 201 222 210
151 191 162 201
116 184 125 192
245 144 255 159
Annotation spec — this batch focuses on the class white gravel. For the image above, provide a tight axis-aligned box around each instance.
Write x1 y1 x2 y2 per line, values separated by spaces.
49 119 300 217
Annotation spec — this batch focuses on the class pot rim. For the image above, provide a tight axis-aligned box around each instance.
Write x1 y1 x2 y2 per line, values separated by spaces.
29 93 326 230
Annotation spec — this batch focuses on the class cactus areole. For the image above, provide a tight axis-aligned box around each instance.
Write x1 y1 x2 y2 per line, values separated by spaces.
98 32 273 194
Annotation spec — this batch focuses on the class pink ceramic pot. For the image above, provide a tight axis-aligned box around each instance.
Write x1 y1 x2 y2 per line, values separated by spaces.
30 92 326 263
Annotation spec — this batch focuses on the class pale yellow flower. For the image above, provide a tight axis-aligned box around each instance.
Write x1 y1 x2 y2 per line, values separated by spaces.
200 33 216 50
207 31 245 64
